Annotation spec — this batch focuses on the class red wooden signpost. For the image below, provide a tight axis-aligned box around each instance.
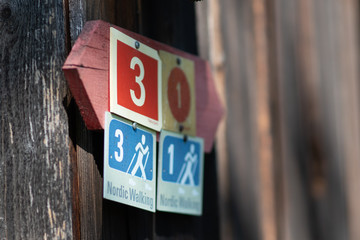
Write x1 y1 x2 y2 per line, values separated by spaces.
63 20 224 152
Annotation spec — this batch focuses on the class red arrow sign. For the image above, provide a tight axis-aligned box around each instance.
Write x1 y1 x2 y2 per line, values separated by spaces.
62 20 224 152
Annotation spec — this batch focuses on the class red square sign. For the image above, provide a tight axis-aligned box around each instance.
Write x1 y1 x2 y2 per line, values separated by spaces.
110 27 162 131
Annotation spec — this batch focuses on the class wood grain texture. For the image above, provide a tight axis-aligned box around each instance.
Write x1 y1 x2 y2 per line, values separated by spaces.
63 20 224 152
275 0 360 239
210 0 360 239
75 114 103 239
66 1 112 239
196 2 230 239
0 0 72 239
218 0 276 239
64 20 109 130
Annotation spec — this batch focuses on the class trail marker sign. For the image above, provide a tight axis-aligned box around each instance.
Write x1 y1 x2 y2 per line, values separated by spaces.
103 112 156 212
160 50 196 136
157 130 204 215
110 27 162 131
63 20 224 152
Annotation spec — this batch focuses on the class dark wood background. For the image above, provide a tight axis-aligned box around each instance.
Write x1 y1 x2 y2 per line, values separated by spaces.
2 0 360 239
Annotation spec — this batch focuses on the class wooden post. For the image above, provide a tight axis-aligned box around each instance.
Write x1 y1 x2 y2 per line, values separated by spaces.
0 0 72 238
203 0 360 240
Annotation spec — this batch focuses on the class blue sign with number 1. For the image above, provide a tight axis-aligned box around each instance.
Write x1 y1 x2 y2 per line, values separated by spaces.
161 135 201 186
108 118 154 180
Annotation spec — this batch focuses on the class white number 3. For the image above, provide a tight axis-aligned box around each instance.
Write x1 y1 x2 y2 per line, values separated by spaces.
130 56 145 107
114 129 124 162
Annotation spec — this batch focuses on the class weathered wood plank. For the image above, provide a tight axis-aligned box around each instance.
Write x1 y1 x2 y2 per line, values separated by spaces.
140 0 198 53
68 0 139 47
215 0 279 239
66 1 105 239
205 0 360 239
195 1 230 238
0 0 72 238
274 0 360 239
72 105 103 240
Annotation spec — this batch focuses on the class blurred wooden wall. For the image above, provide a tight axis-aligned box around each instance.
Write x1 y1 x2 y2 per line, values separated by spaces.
197 0 360 239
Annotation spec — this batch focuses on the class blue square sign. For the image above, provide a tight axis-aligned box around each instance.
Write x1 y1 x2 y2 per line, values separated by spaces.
108 118 154 180
157 130 204 215
161 135 201 186
104 112 156 212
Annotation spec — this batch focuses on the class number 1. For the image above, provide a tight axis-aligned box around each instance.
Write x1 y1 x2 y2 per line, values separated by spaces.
176 82 181 108
167 144 174 174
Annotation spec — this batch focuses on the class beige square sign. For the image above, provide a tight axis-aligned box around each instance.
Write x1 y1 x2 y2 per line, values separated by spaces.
160 50 196 136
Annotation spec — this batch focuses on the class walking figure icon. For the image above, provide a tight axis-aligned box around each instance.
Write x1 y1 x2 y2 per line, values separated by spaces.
178 144 198 186
129 135 149 179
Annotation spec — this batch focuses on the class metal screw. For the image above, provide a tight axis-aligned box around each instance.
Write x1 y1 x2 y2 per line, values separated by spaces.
179 125 184 132
183 135 188 142
176 57 181 66
132 122 137 130
135 41 140 49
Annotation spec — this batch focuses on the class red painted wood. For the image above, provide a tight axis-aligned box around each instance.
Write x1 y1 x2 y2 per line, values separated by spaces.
63 21 109 130
63 20 224 152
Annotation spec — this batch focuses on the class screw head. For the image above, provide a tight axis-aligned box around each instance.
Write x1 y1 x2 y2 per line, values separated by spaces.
135 41 140 49
176 57 181 66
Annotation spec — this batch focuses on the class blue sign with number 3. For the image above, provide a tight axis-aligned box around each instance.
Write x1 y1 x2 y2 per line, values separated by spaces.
108 118 154 180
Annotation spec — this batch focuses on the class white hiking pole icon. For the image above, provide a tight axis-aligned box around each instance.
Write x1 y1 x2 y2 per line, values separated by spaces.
127 134 149 180
177 144 197 186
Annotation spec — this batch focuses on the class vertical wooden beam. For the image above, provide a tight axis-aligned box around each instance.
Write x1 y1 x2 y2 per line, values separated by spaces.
275 0 360 239
0 0 72 238
65 1 151 239
251 0 277 239
334 2 360 240
211 0 280 238
74 108 103 239
196 0 230 238
66 1 104 238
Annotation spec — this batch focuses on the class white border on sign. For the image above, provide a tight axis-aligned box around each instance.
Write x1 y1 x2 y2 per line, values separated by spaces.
103 112 157 212
157 130 204 216
110 27 162 131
